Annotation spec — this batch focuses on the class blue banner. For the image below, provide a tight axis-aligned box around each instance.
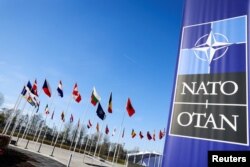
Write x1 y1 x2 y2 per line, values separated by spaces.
163 0 250 166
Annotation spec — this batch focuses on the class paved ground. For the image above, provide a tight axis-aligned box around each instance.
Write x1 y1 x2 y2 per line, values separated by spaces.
9 146 66 167
11 137 125 167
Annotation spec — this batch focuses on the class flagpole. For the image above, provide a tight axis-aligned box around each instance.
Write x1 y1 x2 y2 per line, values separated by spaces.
35 93 55 145
32 120 42 141
112 110 126 166
67 101 90 167
10 100 28 137
51 96 72 156
82 123 94 163
2 93 22 134
16 106 36 144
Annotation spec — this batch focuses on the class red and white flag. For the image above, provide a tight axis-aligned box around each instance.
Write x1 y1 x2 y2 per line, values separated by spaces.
72 83 81 103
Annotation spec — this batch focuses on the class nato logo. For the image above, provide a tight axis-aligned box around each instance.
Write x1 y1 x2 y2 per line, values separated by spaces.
169 16 248 145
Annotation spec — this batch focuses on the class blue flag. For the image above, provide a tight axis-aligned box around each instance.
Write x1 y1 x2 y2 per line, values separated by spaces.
96 103 106 120
163 0 250 167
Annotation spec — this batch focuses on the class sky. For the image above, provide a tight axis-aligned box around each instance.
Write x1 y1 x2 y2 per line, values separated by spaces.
0 0 184 153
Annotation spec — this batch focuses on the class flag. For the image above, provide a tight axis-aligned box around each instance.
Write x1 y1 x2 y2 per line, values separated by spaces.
70 114 74 123
126 98 135 117
131 129 136 138
42 79 52 97
108 92 112 113
77 119 80 128
27 81 32 91
159 130 164 140
45 104 49 115
34 97 40 113
91 87 101 106
105 125 109 135
139 131 144 139
21 86 29 98
51 110 55 120
31 79 38 96
96 123 99 132
27 95 36 106
87 120 92 129
147 131 152 140
112 128 117 136
153 131 156 141
57 80 63 97
121 128 125 138
72 83 81 103
61 111 65 122
96 103 106 120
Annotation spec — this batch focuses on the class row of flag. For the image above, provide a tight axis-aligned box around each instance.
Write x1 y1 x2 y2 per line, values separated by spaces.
21 79 135 120
131 129 166 140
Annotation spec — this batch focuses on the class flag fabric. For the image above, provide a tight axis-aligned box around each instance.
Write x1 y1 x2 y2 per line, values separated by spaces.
96 103 106 120
112 128 117 136
159 130 164 140
122 129 125 138
91 87 101 106
61 112 65 122
139 131 144 139
105 125 109 135
57 80 63 97
96 123 99 132
33 96 40 108
27 81 32 91
27 95 36 106
108 92 112 113
21 86 29 98
131 129 136 138
70 114 74 123
147 131 152 140
72 83 81 103
31 80 38 96
87 120 92 129
45 104 49 115
126 98 135 117
153 131 156 141
51 110 55 120
42 79 52 97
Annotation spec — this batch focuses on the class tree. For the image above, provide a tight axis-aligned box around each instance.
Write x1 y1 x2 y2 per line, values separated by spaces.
0 92 4 107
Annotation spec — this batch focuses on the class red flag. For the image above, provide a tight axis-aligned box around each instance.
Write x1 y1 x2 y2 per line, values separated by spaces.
153 131 156 141
42 79 52 97
159 130 164 140
72 83 82 103
139 131 144 139
108 92 112 113
31 79 38 96
105 125 109 135
147 131 152 140
126 98 135 117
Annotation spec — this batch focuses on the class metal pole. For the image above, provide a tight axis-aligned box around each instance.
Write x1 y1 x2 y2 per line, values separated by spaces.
112 110 126 166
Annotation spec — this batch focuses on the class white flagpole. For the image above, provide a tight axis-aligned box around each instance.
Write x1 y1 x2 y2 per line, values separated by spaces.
10 100 28 137
3 93 22 134
82 124 94 163
112 110 126 166
51 96 72 156
32 120 42 141
35 94 55 145
67 101 90 167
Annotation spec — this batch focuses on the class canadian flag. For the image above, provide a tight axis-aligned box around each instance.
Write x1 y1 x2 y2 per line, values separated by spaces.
72 83 82 103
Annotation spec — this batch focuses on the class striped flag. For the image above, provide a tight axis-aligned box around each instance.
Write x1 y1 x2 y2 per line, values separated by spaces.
57 80 63 97
72 83 81 103
91 87 101 106
108 92 112 113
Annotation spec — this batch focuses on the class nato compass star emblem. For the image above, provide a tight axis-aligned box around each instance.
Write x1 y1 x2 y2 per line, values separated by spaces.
192 31 232 69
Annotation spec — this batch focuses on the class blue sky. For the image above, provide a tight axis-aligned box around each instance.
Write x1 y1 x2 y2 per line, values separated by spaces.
0 0 184 152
